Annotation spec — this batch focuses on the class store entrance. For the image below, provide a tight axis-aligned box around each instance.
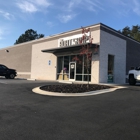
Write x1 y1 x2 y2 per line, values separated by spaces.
57 55 91 82
69 62 76 81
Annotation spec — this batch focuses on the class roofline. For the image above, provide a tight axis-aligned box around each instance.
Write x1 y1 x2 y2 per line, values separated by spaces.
0 23 101 50
100 23 140 45
1 22 140 50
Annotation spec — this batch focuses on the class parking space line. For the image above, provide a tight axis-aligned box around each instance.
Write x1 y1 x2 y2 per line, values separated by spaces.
0 81 7 84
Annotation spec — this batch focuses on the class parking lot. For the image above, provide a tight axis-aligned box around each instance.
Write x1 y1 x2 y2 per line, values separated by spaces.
0 79 140 140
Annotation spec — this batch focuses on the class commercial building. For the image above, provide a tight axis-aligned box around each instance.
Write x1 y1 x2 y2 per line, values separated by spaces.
0 23 140 84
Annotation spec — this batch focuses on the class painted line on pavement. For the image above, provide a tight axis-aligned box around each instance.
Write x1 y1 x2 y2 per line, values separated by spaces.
0 81 7 84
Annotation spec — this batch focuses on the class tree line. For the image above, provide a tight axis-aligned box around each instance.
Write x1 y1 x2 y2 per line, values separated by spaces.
14 29 44 45
119 25 140 42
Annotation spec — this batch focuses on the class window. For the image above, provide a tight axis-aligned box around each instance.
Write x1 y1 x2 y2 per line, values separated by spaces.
57 56 63 74
108 55 114 83
83 54 91 74
57 54 92 82
64 56 69 74
1 65 7 69
0 65 7 70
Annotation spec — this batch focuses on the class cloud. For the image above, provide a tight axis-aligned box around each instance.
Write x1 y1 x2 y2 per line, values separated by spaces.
0 10 14 20
30 0 51 7
64 0 104 12
0 28 5 40
108 0 140 17
16 0 52 13
58 14 76 23
0 31 3 40
133 0 140 16
66 0 82 11
16 1 38 13
46 21 55 28
0 23 12 41
84 0 104 11
56 0 104 23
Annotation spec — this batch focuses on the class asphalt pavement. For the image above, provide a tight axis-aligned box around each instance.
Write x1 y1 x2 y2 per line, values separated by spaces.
0 79 140 140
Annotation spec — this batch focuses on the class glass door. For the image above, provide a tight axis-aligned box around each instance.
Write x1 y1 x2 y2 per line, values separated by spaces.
69 62 76 81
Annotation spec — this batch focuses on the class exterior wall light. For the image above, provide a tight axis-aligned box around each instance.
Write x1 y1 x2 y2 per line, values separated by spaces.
5 50 9 52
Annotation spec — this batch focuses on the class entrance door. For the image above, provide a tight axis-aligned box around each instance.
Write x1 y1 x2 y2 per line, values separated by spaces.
69 62 76 81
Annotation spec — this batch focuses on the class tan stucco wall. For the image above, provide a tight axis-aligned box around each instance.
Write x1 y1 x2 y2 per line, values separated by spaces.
31 40 57 80
31 25 101 81
91 30 100 83
0 23 101 81
0 43 32 78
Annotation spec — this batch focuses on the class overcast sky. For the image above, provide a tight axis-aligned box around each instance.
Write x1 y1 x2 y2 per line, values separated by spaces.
0 0 140 48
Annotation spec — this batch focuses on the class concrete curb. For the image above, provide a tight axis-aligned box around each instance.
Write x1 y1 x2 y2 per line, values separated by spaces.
32 86 126 97
27 78 36 81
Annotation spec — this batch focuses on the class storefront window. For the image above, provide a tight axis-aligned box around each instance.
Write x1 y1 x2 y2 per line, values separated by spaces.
108 55 114 83
76 75 82 81
57 74 63 80
57 54 92 82
57 56 63 80
70 55 76 62
76 55 83 74
64 56 69 80
83 54 91 74
83 75 91 81
57 56 63 73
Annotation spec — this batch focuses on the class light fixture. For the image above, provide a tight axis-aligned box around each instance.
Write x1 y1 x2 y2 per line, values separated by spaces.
5 50 9 52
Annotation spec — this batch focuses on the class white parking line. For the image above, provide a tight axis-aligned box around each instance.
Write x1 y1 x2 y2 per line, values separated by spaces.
0 81 7 84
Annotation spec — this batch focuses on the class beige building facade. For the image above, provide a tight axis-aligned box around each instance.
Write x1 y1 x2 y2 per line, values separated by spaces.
0 23 139 84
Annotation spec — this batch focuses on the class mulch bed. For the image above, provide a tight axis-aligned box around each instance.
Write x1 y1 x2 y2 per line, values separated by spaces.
40 84 113 93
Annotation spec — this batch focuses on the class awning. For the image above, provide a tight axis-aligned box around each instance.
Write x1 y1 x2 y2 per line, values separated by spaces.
41 43 99 54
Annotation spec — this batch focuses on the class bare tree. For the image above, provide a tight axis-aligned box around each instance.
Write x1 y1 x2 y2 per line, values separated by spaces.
73 27 94 87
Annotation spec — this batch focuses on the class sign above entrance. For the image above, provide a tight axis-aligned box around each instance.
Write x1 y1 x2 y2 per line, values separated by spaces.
58 30 91 47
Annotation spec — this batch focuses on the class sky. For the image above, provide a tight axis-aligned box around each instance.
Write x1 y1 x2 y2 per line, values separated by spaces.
0 0 140 48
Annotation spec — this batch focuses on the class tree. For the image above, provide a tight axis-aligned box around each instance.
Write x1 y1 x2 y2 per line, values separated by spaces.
14 29 44 44
119 25 140 42
131 25 140 42
122 26 131 37
72 27 98 87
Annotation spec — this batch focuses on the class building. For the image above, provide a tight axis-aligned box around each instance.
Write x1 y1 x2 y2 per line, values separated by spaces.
0 23 140 84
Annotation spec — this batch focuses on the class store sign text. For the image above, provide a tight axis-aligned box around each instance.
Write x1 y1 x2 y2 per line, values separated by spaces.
58 32 91 47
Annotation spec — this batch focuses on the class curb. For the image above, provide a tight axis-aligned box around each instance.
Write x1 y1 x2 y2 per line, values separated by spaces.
27 78 36 81
32 86 126 97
